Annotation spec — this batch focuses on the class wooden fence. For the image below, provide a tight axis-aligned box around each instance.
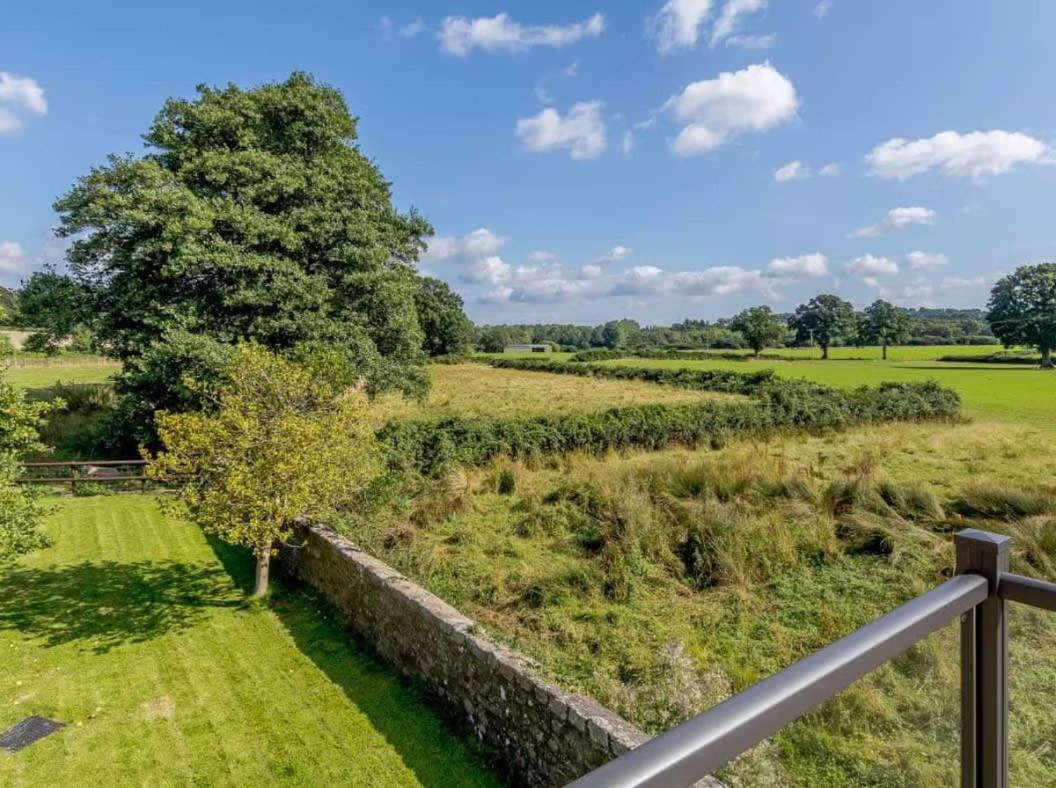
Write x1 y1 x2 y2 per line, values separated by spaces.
16 460 163 493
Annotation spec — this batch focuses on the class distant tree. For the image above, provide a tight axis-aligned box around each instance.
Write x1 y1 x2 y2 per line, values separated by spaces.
0 367 62 561
729 306 787 356
17 267 93 351
987 263 1056 368
53 72 432 443
147 345 380 597
600 319 638 350
789 294 856 359
864 300 910 360
415 277 474 357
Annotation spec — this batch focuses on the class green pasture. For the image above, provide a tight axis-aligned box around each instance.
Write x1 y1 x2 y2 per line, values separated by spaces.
0 496 499 787
600 355 1054 425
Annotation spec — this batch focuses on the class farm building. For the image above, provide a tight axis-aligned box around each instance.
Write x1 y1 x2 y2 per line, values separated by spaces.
503 343 550 353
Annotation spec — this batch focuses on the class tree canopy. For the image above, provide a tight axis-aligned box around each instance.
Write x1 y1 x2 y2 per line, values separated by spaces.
863 300 910 359
789 294 856 359
987 263 1056 368
729 306 787 356
53 72 453 440
148 344 380 596
415 277 475 357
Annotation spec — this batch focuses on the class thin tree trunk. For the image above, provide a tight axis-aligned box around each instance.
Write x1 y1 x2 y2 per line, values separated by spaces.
821 344 829 360
882 341 888 360
253 550 271 598
1042 346 1054 369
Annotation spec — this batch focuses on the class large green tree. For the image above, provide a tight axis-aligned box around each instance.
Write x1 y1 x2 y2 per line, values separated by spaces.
863 299 910 360
789 294 856 359
729 306 787 356
415 277 474 357
53 72 433 441
987 263 1056 368
17 266 94 353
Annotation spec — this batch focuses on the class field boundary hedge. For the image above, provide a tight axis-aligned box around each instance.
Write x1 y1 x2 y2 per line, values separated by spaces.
936 352 1040 365
381 360 961 474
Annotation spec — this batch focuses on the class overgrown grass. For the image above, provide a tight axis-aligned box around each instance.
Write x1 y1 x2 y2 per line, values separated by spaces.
335 420 1056 787
0 496 500 787
375 363 732 422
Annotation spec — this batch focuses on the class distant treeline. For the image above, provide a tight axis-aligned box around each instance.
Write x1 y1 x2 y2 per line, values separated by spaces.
477 309 996 352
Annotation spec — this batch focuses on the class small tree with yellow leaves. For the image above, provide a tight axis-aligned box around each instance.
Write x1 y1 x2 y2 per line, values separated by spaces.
147 344 380 597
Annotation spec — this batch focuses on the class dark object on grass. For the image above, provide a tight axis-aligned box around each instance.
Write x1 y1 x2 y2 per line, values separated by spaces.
0 716 65 752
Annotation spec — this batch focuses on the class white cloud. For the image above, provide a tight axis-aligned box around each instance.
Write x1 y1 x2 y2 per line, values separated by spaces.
529 250 557 262
724 33 776 50
466 256 513 284
767 252 828 277
846 254 899 277
594 245 632 265
774 160 806 182
942 275 988 290
711 0 767 46
622 131 635 156
402 18 427 38
850 206 936 238
423 228 507 263
906 251 948 269
516 101 607 159
650 0 715 53
0 73 47 135
480 286 513 304
774 160 839 182
666 63 798 156
900 283 935 300
866 130 1049 180
439 12 604 56
580 263 604 279
815 0 834 18
0 241 25 273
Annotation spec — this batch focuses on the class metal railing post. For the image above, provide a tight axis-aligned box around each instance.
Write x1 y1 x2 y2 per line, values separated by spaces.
955 529 1010 788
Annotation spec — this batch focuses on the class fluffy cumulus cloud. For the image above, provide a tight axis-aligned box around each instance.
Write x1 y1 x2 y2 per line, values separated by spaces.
0 241 25 273
845 254 899 277
650 0 715 53
850 206 936 238
439 12 604 56
423 227 507 263
767 252 828 277
866 130 1050 180
666 63 797 156
906 251 948 269
593 245 632 264
773 160 839 182
0 72 47 134
516 101 606 159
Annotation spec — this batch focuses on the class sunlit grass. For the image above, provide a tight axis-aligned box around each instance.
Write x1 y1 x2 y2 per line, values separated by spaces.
0 496 499 787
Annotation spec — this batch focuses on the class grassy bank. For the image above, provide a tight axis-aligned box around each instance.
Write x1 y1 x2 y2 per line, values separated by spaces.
336 420 1056 787
0 496 500 787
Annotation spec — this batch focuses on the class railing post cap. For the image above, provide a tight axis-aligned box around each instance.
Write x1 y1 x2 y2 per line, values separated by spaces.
954 529 1011 554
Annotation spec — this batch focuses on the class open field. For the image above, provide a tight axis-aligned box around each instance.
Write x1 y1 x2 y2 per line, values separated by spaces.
5 359 119 390
598 356 1055 425
0 496 499 787
337 421 1056 787
375 363 739 422
479 345 1004 363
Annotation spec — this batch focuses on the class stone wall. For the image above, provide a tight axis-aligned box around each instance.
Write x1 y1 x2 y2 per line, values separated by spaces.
279 522 656 787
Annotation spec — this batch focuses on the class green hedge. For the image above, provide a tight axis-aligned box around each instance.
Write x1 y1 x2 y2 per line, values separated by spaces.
379 372 961 475
487 357 777 394
937 352 1040 365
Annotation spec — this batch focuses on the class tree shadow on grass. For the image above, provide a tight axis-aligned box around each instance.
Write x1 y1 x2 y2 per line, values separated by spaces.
205 535 505 788
0 560 240 653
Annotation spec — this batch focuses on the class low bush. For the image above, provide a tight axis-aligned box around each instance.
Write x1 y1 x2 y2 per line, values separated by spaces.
937 351 1040 365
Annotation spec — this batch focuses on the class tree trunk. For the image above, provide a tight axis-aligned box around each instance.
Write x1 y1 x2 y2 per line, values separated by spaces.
882 341 888 360
821 344 829 360
253 550 271 598
1042 346 1054 369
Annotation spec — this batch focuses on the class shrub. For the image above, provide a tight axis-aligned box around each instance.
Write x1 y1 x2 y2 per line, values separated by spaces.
497 468 516 495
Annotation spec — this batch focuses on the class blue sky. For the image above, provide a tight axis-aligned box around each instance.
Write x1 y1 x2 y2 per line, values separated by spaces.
3 1 1056 324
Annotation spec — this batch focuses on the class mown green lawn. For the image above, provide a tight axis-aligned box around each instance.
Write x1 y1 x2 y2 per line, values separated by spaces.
0 496 500 787
600 356 1055 424
5 361 119 391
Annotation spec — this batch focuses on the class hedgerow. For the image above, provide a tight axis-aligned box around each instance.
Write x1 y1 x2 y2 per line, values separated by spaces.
379 362 961 474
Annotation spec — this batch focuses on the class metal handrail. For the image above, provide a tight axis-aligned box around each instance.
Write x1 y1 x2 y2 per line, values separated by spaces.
569 574 988 788
572 529 1056 788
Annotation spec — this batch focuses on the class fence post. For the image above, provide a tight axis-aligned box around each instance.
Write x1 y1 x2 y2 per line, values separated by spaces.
955 529 1010 788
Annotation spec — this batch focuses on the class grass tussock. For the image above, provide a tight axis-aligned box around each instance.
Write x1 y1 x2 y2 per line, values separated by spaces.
334 420 1056 787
